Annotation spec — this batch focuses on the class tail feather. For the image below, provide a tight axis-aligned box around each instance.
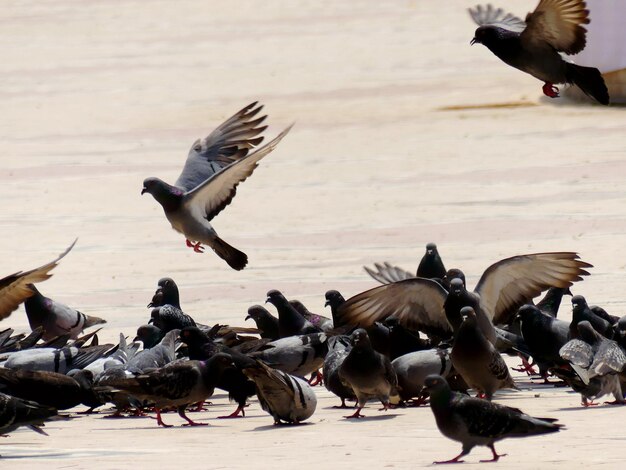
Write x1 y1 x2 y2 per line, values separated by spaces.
211 237 248 271
567 63 610 105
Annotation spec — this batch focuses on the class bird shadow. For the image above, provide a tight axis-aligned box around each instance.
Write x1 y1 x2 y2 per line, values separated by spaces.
341 413 398 422
247 422 315 432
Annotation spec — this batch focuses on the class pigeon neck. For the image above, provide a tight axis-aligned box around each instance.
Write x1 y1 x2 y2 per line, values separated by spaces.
150 181 184 212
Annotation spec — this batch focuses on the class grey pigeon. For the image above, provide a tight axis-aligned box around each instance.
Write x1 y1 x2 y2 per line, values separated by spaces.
2 344 112 374
338 328 398 418
243 360 317 424
150 305 195 334
364 242 447 285
265 290 321 338
323 335 355 408
289 300 334 332
392 348 453 404
250 333 328 378
125 329 179 373
469 1 609 104
104 353 235 427
559 321 626 405
245 305 279 340
141 102 292 270
0 391 58 436
450 307 516 400
23 285 106 340
0 239 76 321
423 375 562 464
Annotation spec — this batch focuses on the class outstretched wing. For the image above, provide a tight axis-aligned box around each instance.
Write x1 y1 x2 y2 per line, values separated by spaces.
175 102 267 192
364 262 414 285
0 239 77 321
335 278 451 338
468 4 526 32
559 339 593 368
475 252 591 325
521 0 589 54
183 125 293 222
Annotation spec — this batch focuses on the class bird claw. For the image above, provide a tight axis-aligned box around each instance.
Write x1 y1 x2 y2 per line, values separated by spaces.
308 371 323 386
185 240 205 253
434 459 465 465
344 408 365 419
542 82 560 98
480 454 507 463
182 421 209 426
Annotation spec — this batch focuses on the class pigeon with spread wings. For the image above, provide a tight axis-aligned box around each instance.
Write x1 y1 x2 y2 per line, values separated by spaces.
469 1 609 104
142 103 292 270
0 239 76 321
335 252 592 339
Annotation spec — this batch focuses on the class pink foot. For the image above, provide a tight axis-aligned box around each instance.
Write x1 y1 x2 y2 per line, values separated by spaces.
218 404 248 419
155 408 172 428
542 82 560 98
344 407 365 419
308 371 323 386
185 239 205 253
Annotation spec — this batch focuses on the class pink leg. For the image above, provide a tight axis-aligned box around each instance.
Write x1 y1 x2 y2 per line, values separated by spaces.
480 444 507 463
512 355 537 375
155 408 172 428
185 239 205 253
434 450 468 465
582 397 599 407
542 82 560 98
378 402 390 412
179 408 208 426
308 371 323 386
218 404 248 419
344 407 365 419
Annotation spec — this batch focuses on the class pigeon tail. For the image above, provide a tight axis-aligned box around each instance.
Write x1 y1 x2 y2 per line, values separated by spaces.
567 63 610 105
211 237 248 271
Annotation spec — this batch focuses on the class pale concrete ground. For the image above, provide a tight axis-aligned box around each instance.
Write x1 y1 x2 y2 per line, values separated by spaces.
1 0 625 468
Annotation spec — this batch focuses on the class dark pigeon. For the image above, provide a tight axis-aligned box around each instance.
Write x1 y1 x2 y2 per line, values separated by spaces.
423 375 562 464
324 290 347 327
323 335 355 408
0 239 76 321
450 307 516 400
384 317 431 360
134 324 164 349
104 353 236 427
245 305 280 340
23 285 106 341
536 287 572 318
469 1 609 104
141 102 292 270
150 305 196 334
364 242 447 285
289 300 334 332
243 360 317 424
338 329 398 418
0 392 58 436
147 277 181 309
570 295 613 339
265 290 321 338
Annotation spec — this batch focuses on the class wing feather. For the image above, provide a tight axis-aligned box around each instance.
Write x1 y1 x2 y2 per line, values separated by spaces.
468 4 526 32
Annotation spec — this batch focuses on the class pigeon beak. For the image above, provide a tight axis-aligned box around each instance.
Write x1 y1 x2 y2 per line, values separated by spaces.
141 187 147 195
324 300 330 307
470 37 477 46
148 318 154 324
265 297 271 304
245 315 252 321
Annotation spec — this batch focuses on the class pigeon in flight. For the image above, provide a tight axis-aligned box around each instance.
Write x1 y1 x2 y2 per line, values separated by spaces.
0 239 76 321
469 1 609 104
141 102 292 270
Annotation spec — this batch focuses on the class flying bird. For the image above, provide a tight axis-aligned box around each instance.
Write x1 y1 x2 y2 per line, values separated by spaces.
469 1 609 105
0 239 76 321
141 102 292 270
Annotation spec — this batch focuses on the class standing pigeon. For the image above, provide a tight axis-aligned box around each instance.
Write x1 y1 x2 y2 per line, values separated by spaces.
245 305 280 340
450 307 516 400
469 1 609 104
23 286 106 341
338 329 398 418
250 333 328 378
0 392 58 436
150 305 196 334
392 348 454 404
147 277 181 309
243 360 317 424
323 335 356 408
423 375 562 464
265 290 321 338
0 239 76 321
141 102 292 270
569 295 613 339
364 242 447 285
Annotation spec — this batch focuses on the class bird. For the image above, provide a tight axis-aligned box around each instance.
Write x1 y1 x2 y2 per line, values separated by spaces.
243 359 317 424
23 285 106 341
391 348 454 404
324 290 348 327
323 335 356 408
103 353 236 427
450 307 516 400
535 287 572 317
569 295 613 339
469 1 609 105
289 300 334 332
149 305 196 334
265 290 321 338
147 277 181 309
245 305 280 340
423 374 563 464
364 242 447 285
0 239 76 321
0 392 58 436
338 329 398 418
334 252 591 339
141 102 292 270
2 344 112 374
250 333 328 378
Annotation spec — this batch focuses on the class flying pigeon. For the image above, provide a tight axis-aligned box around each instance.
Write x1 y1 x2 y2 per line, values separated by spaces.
0 239 76 321
141 102 293 270
469 1 609 104
423 375 562 464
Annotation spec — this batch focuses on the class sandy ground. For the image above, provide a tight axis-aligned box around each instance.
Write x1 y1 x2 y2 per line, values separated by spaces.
1 0 626 468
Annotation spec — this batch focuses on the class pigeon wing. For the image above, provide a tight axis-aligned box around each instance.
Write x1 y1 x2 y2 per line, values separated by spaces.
468 4 526 32
183 124 293 222
475 252 591 325
559 339 593 368
335 278 451 338
522 0 590 54
364 262 414 285
591 339 626 376
0 239 77 321
175 102 267 192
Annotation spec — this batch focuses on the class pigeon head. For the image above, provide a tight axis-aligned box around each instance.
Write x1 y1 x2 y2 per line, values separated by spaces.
383 316 400 330
449 278 465 296
289 300 308 316
425 242 438 256
266 289 287 306
422 374 452 404
324 290 344 308
459 306 476 320
471 25 510 48
246 305 269 321
179 326 207 346
577 321 601 344
516 304 541 322
571 295 588 312
141 177 184 210
135 323 163 348
350 328 371 348
203 352 237 380
444 269 466 289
